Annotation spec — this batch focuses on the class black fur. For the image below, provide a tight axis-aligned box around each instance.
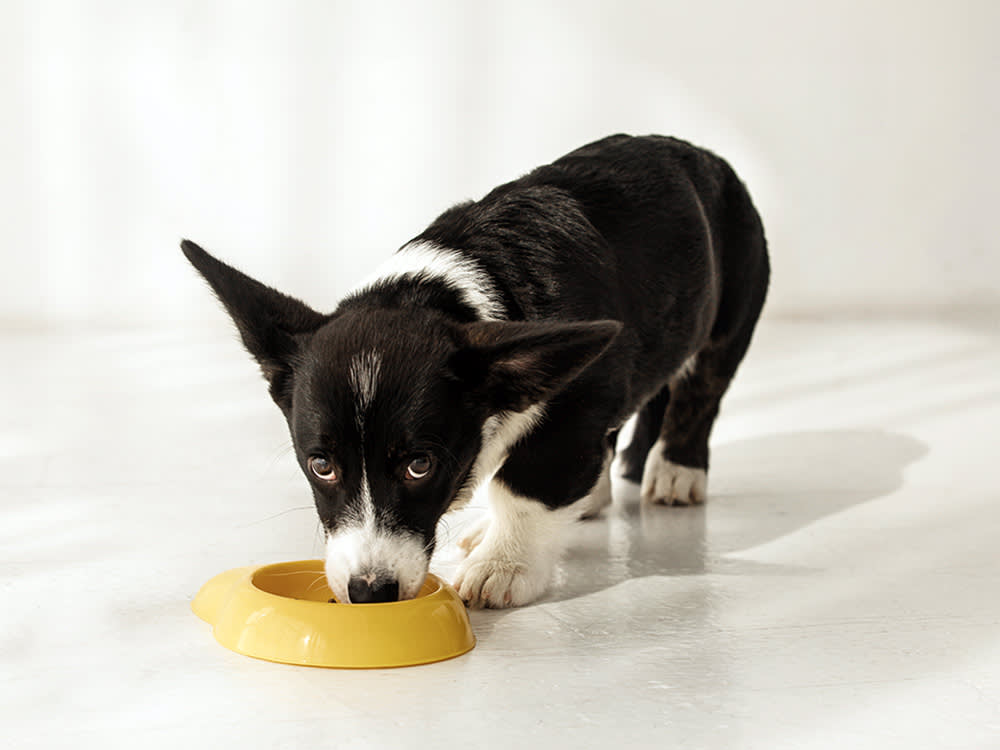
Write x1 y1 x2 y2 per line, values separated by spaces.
411 134 769 506
183 133 769 602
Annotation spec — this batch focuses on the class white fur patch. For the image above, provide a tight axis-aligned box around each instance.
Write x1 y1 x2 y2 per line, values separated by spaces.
346 349 382 540
348 350 382 427
673 353 699 381
640 438 708 505
356 460 375 525
355 240 506 321
324 517 428 603
576 448 614 519
324 442 429 602
450 403 546 510
457 514 492 555
453 479 578 608
328 349 428 602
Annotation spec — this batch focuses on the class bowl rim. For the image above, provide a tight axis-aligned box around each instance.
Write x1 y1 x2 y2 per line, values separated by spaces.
247 559 447 607
193 559 476 668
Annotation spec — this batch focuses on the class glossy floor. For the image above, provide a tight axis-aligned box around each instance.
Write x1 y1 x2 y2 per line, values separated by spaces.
3 314 999 749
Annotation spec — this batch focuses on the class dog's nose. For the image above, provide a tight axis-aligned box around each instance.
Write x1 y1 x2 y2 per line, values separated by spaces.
347 576 400 603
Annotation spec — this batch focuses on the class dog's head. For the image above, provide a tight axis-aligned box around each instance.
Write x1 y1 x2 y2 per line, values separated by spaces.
182 240 619 602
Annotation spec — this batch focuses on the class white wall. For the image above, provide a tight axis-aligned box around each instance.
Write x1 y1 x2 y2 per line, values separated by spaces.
2 0 997 327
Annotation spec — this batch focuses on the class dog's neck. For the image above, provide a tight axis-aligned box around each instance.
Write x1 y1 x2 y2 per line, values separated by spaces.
341 241 507 324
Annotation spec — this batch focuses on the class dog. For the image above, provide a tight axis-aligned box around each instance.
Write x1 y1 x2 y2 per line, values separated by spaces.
182 134 769 608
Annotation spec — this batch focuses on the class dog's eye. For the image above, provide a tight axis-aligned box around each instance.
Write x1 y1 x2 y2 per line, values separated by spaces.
404 456 433 481
308 456 338 482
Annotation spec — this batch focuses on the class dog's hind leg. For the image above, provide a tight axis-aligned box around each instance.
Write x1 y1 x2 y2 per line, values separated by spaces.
643 166 770 506
642 260 768 504
617 385 670 483
639 348 723 506
641 300 769 506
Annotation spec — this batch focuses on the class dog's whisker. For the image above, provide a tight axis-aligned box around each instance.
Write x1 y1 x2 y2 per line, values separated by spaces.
265 441 296 468
431 517 457 550
236 505 314 528
311 521 327 556
265 569 325 578
303 573 329 593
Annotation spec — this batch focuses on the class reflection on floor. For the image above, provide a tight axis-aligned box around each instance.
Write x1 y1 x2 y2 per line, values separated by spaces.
3 314 999 749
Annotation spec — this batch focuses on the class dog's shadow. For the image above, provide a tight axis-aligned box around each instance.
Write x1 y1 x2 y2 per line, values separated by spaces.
446 429 926 617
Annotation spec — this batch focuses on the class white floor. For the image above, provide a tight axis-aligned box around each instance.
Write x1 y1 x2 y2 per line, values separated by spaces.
3 313 999 749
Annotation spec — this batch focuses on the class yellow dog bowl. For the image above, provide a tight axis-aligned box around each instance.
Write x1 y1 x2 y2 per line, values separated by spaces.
192 560 475 668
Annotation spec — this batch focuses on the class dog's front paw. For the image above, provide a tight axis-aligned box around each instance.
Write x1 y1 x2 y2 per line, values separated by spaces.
641 447 707 506
453 554 550 609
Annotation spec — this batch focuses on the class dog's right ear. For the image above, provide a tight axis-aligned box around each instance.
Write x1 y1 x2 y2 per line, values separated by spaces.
181 240 327 409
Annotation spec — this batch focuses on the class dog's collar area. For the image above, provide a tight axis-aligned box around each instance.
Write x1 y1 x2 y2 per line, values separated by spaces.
352 241 507 322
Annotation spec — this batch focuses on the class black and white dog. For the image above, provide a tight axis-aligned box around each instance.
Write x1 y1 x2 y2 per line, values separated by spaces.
183 134 769 608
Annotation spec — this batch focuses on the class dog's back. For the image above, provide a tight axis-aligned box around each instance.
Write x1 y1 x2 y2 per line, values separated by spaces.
412 134 769 425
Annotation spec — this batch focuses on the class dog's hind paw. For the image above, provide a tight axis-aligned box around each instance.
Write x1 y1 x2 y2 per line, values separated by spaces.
641 442 707 506
453 555 550 609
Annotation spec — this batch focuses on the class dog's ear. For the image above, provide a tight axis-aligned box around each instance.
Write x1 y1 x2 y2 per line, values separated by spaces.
452 319 622 412
181 240 327 408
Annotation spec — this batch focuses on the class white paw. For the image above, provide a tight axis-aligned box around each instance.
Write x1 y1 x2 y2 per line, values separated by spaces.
453 553 550 609
641 440 707 506
452 479 570 608
577 451 614 519
456 515 491 556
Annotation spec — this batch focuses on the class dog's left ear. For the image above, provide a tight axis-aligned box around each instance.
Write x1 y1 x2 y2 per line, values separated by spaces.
453 319 622 412
181 240 328 408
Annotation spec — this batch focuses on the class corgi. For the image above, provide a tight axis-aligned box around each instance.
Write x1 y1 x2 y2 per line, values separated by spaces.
182 134 769 607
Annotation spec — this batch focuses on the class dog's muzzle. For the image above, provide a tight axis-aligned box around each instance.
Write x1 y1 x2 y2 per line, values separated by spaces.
324 522 429 604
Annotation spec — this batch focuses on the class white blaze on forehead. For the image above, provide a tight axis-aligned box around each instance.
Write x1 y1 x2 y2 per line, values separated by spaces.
348 350 383 425
326 355 429 601
354 240 506 321
346 350 383 562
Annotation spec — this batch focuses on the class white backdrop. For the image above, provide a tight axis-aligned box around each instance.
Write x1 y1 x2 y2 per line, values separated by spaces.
2 0 997 327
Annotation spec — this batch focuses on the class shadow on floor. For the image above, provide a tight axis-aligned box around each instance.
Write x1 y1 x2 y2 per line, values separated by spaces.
539 428 928 605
